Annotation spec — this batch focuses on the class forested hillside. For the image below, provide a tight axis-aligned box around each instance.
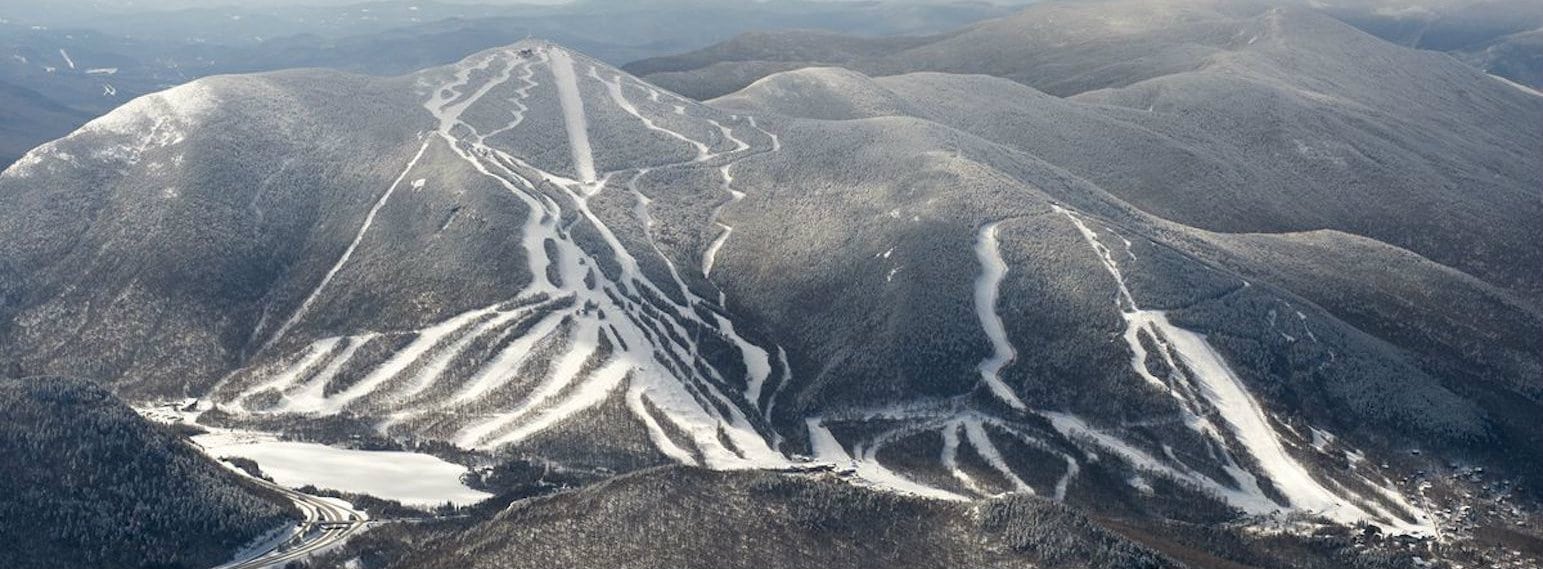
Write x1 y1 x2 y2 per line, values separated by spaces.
0 377 293 569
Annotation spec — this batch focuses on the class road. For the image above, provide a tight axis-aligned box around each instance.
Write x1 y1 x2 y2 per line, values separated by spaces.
137 405 371 568
211 464 370 569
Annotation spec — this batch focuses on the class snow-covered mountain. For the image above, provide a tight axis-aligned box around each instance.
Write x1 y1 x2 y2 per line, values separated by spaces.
1 4 1538 566
633 1 1543 308
0 0 1018 170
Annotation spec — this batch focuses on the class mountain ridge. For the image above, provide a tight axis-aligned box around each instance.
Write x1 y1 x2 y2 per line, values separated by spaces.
653 3 1543 309
0 376 294 569
1 27 1534 566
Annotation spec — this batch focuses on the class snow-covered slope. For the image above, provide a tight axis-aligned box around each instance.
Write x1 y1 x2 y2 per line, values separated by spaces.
1 35 1532 546
187 43 794 472
632 1 1543 307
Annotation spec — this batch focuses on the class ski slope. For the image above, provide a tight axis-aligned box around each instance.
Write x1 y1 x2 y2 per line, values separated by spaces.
225 43 792 474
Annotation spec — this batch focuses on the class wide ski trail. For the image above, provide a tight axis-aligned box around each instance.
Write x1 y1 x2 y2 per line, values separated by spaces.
549 48 596 183
1052 206 1428 531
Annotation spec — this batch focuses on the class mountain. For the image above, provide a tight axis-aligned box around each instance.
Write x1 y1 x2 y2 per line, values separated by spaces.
0 377 293 569
1312 0 1543 89
631 0 1543 308
0 78 90 167
1453 27 1543 90
312 466 1463 569
627 0 1543 92
324 466 1176 569
1 11 1538 568
0 0 1018 171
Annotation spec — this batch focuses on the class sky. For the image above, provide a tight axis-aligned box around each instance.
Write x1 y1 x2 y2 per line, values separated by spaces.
0 0 942 10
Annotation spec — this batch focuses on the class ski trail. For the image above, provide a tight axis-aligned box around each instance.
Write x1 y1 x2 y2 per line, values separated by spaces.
489 358 631 447
1045 411 1278 513
1055 206 1220 430
1147 311 1369 518
478 53 544 143
711 312 771 410
456 324 600 448
1054 455 1079 501
238 338 340 403
1490 73 1543 98
701 165 743 279
972 221 1028 410
425 51 506 134
627 169 707 304
450 311 567 404
393 307 528 402
627 385 698 465
706 118 750 154
1296 310 1319 343
702 223 732 278
941 422 986 494
998 426 1079 501
806 418 966 500
639 361 783 469
306 308 487 414
763 347 792 421
439 138 557 292
455 129 779 464
549 48 596 183
262 139 433 352
439 56 514 135
628 170 657 229
278 334 373 413
963 419 1032 494
598 72 708 160
239 43 796 472
1051 206 1403 528
747 115 780 152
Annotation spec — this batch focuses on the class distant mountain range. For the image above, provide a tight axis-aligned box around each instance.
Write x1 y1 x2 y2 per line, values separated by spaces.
0 0 1019 169
1 1 1538 568
630 0 1543 95
632 0 1543 307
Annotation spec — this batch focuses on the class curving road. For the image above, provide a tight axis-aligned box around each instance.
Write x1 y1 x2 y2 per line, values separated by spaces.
211 464 369 569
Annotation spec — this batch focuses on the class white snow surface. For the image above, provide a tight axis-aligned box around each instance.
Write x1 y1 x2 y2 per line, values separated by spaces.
195 429 492 507
972 221 1028 410
549 48 596 183
1052 206 1431 533
4 81 215 179
806 418 966 501
1490 73 1543 98
405 45 786 468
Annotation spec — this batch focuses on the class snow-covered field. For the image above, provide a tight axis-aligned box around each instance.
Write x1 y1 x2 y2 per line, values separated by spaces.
193 429 492 507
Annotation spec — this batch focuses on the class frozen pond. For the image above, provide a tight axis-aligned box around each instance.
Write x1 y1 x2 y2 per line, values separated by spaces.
194 430 492 507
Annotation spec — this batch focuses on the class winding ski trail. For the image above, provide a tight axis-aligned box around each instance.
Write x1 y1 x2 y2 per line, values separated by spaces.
972 221 1028 410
